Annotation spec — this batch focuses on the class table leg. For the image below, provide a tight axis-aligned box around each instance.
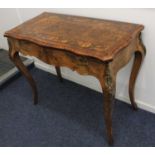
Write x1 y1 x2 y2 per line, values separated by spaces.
129 51 144 110
55 66 63 82
102 88 115 145
9 51 38 105
99 65 116 145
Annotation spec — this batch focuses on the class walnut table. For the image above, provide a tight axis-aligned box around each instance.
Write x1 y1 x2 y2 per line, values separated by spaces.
4 12 146 145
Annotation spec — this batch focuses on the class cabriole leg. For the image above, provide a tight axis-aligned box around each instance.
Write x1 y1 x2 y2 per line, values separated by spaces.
99 65 116 145
8 39 38 105
129 51 145 110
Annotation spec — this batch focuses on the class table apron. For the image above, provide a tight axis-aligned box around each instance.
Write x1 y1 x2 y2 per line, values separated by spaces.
13 39 106 81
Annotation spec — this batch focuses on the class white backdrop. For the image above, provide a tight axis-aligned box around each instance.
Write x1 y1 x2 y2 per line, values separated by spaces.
0 8 155 113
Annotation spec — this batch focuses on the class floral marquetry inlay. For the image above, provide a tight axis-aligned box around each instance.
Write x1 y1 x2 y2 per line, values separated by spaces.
5 12 144 62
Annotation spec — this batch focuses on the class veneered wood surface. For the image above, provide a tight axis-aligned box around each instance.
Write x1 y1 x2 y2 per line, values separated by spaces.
5 12 146 145
4 12 144 62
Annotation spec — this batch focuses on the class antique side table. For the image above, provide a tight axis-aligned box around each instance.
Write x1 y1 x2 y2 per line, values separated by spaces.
4 12 146 145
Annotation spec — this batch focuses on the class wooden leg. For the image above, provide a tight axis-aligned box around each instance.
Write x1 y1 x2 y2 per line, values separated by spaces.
55 66 63 82
9 51 38 105
129 51 144 110
102 88 115 145
99 65 116 145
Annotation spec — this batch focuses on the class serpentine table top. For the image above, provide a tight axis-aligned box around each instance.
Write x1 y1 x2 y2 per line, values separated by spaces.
5 12 144 62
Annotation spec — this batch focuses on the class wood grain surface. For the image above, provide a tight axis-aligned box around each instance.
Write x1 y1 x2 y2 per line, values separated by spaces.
4 12 144 62
5 12 146 145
